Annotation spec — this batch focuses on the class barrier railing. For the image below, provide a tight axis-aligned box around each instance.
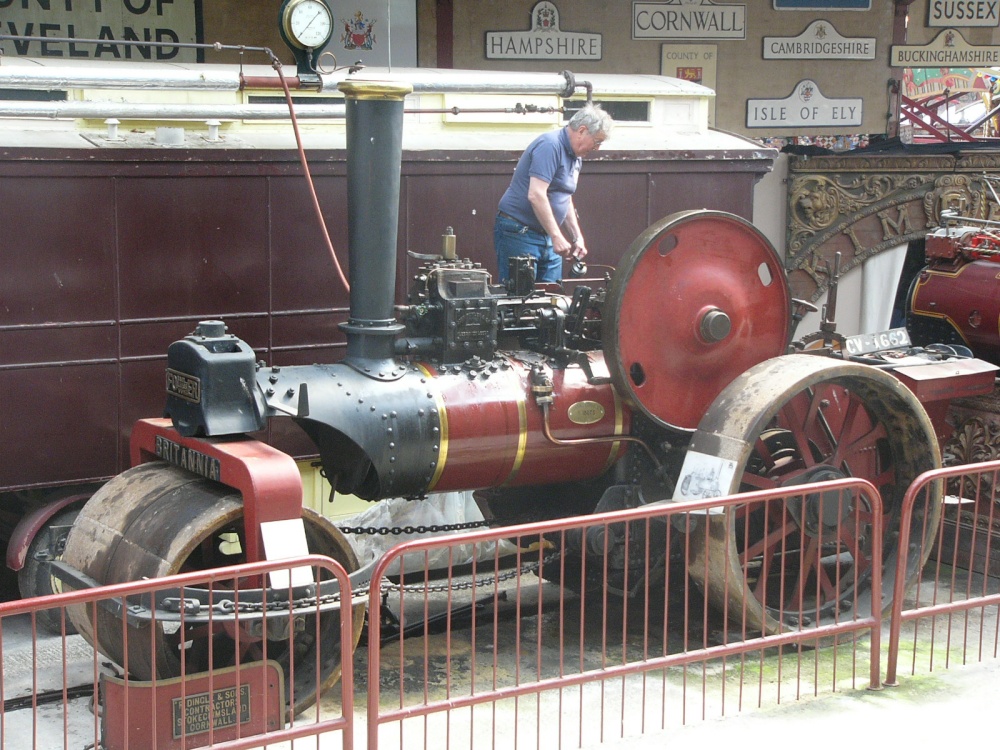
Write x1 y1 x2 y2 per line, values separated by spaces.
886 459 1000 685
365 479 884 750
0 554 357 750
21 467 998 750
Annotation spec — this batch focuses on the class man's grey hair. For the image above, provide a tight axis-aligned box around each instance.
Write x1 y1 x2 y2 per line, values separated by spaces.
568 104 613 139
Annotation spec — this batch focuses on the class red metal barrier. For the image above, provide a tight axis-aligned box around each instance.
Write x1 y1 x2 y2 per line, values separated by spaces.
886 459 1000 685
0 554 357 750
365 479 884 750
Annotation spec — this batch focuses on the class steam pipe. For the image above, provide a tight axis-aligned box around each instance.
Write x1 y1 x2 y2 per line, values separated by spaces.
0 101 344 120
332 69 578 98
338 80 412 371
0 62 583 99
0 64 248 91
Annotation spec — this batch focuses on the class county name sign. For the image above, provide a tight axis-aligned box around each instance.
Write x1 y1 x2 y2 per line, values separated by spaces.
763 20 875 59
487 1 602 60
633 1 746 41
928 0 1000 27
891 28 1000 66
747 79 862 127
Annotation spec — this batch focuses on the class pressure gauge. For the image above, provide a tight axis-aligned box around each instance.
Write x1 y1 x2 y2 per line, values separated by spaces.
281 0 334 50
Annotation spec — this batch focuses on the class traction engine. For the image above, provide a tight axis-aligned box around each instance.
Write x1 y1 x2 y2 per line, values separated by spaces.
59 81 998 716
907 214 1000 366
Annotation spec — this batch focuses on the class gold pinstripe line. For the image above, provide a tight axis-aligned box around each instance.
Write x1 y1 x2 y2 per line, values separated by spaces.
602 388 625 473
417 364 448 491
503 392 529 486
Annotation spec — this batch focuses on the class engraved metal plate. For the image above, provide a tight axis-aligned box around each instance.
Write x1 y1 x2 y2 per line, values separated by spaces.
567 400 606 425
166 368 201 404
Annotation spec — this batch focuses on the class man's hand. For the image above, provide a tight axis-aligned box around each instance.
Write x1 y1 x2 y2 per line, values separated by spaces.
570 238 588 260
551 233 574 258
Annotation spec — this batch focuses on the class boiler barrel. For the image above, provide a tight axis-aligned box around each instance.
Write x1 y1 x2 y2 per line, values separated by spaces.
909 260 1000 365
291 356 630 500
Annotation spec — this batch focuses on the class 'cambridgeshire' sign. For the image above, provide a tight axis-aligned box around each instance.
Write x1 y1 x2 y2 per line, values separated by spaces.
763 20 875 59
633 1 746 40
746 79 862 128
487 1 601 60
891 28 1000 66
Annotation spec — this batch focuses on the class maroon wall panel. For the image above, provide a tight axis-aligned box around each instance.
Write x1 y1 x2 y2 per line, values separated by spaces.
1 177 115 326
1 364 119 487
117 176 270 320
268 173 350 317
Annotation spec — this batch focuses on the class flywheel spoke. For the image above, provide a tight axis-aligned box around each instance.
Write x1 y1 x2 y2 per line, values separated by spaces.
837 522 871 572
795 535 822 608
687 355 941 635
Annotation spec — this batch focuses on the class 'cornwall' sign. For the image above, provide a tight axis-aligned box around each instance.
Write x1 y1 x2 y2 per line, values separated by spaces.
633 1 746 40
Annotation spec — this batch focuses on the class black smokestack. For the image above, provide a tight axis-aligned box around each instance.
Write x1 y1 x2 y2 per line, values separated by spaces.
338 80 412 371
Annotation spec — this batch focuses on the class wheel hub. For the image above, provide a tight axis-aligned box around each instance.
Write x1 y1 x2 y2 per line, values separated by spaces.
783 465 853 538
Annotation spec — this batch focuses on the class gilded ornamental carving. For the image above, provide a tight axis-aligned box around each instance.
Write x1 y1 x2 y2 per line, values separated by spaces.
785 153 1000 301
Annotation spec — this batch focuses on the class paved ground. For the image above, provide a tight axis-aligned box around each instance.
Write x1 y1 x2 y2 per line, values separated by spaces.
593 657 1000 748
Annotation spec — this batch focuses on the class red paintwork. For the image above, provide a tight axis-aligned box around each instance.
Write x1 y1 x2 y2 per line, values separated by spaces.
4 494 89 571
101 660 282 749
423 357 630 492
130 418 304 565
910 260 1000 364
612 212 791 430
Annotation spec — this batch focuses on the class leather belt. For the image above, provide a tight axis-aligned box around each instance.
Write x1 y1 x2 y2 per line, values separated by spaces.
497 211 542 234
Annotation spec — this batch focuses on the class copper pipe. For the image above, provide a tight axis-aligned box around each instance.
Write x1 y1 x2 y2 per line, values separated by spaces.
539 400 662 471
274 64 350 294
241 75 302 90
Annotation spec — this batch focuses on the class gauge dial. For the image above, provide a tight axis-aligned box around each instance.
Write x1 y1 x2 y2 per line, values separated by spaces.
283 0 334 50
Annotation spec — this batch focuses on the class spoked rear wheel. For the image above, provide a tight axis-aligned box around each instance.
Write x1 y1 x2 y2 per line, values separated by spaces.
63 462 364 717
686 355 941 634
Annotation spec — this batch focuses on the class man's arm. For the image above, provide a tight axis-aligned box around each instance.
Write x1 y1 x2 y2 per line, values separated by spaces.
561 199 587 259
527 176 574 257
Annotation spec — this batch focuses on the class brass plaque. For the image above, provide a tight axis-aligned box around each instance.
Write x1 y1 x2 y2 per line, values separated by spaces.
567 400 605 425
166 368 201 404
172 684 251 738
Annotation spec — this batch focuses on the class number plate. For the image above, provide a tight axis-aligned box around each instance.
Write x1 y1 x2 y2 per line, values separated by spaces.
844 327 911 356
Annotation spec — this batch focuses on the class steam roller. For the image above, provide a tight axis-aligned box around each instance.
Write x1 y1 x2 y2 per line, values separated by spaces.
58 77 994 716
62 461 364 718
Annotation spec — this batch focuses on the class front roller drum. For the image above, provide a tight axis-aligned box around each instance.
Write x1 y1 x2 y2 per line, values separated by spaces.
61 462 365 717
683 354 942 635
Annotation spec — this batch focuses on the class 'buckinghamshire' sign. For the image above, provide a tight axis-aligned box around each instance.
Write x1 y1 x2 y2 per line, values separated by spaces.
891 28 1000 66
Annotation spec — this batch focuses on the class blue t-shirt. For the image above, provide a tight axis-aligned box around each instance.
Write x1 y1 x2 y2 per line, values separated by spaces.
498 127 581 233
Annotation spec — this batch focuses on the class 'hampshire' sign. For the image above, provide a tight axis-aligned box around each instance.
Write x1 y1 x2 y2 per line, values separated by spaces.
487 2 601 60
